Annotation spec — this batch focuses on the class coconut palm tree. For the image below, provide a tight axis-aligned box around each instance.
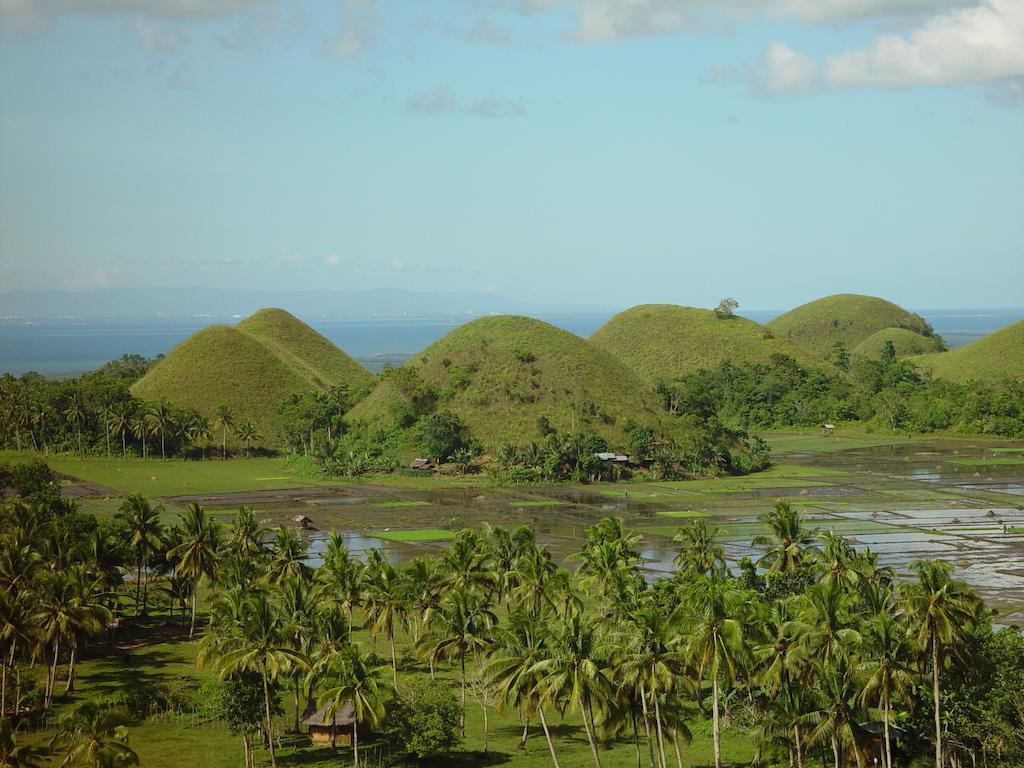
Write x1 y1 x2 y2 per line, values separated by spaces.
366 563 407 690
226 507 268 562
857 612 915 768
672 522 726 578
116 494 164 616
618 605 687 768
316 645 386 766
902 560 980 768
266 527 312 585
532 610 610 768
487 608 560 763
0 717 45 767
63 393 87 457
753 502 819 573
167 503 222 638
148 401 174 460
51 701 138 768
215 406 234 460
682 575 747 768
430 587 496 737
805 654 866 768
199 592 309 768
130 410 149 460
108 404 131 459
315 533 363 637
187 414 213 460
237 420 258 457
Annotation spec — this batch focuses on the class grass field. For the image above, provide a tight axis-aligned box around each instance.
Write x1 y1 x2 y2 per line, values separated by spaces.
0 452 338 496
370 529 458 542
951 458 1024 466
852 326 945 359
588 304 817 381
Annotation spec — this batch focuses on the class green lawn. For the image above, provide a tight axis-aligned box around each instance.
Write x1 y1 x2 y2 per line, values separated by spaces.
951 458 1024 466
373 500 431 508
0 452 338 496
760 431 912 453
510 500 563 507
370 529 458 542
656 510 710 519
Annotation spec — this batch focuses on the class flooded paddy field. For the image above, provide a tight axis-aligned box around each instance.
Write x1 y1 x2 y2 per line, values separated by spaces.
97 436 1024 624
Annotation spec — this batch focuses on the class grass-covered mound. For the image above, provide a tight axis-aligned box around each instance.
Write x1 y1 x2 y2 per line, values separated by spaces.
346 315 669 448
131 326 312 427
236 308 372 392
131 309 372 434
589 304 816 381
768 294 937 357
853 327 945 359
911 320 1024 383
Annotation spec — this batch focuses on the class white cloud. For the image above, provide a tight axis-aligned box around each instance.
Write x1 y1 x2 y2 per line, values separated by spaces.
497 0 971 41
750 0 1024 92
751 42 823 92
0 0 274 29
326 0 376 59
324 253 345 267
133 21 188 53
407 85 526 118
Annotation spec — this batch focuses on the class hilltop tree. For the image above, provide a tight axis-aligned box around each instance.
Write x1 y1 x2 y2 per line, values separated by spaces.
714 298 739 319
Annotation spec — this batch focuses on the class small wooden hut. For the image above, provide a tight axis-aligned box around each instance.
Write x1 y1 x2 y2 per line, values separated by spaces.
301 700 355 746
292 514 312 530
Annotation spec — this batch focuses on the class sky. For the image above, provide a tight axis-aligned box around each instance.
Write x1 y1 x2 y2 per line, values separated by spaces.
0 0 1022 311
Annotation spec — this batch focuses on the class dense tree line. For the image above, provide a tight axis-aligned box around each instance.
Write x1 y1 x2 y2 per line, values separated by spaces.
657 345 1024 437
1 471 1022 767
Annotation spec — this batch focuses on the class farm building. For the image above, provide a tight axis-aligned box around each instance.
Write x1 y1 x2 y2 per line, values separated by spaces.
301 700 355 746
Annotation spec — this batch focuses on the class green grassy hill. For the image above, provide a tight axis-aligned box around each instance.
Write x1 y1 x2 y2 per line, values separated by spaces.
131 326 313 428
131 309 373 435
911 320 1024 383
346 315 670 448
853 327 946 360
589 304 816 381
767 294 938 357
237 307 373 392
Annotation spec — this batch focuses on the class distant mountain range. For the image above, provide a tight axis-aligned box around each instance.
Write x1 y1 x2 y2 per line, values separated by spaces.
0 287 614 320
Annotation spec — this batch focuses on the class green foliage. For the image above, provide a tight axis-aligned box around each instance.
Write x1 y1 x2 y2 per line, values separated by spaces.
385 679 462 760
767 293 938 357
416 412 474 463
202 672 283 738
853 327 945 359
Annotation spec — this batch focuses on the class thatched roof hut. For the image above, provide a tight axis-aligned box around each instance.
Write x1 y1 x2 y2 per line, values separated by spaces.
301 700 355 746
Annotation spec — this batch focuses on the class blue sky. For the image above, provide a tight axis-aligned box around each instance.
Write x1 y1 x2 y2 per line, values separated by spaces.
1 0 1022 310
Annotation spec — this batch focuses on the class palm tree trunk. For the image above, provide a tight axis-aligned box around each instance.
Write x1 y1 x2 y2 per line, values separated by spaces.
538 708 562 768
883 697 892 768
122 430 127 459
933 638 942 768
671 730 685 768
1 644 8 716
65 645 76 692
353 718 360 768
519 711 529 750
652 688 668 768
161 429 166 460
390 631 399 692
45 637 60 710
262 671 278 768
135 556 143 615
482 695 489 753
580 697 603 768
242 732 251 768
639 683 657 768
712 676 722 768
459 650 466 736
795 724 805 768
832 735 841 768
190 589 199 638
